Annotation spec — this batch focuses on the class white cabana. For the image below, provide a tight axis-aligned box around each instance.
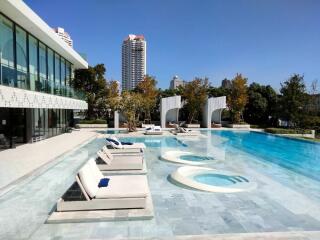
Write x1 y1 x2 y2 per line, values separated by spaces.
202 96 226 128
160 96 181 128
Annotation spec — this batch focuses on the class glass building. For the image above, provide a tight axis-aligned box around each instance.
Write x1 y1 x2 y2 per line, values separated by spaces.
0 1 88 149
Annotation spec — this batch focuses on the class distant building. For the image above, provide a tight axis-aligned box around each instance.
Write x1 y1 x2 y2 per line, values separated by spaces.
53 27 73 47
122 34 147 91
221 78 231 89
169 75 186 89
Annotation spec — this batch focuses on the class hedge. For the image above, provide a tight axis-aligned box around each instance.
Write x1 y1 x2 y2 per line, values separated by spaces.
265 128 312 134
79 119 107 124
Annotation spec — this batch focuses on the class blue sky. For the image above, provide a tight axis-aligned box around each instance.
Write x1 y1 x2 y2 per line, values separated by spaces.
25 0 320 91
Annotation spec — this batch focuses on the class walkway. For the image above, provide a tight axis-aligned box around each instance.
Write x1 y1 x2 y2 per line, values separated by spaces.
0 129 98 195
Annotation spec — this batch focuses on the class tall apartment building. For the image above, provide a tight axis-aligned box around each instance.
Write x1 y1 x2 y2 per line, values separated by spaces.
53 27 73 48
0 0 88 147
122 34 146 91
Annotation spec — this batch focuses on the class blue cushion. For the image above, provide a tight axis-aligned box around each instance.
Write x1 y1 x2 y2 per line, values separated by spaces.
121 141 133 145
106 138 119 145
98 178 110 188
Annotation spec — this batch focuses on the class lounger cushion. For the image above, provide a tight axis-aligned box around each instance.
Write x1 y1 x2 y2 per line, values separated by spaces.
87 158 104 181
95 175 148 199
122 143 146 149
102 147 114 161
97 150 112 165
78 163 99 198
98 178 110 187
106 138 120 145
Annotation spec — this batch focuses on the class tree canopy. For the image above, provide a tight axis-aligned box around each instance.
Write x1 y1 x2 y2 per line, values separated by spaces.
279 74 308 127
135 75 159 122
183 77 209 123
244 83 278 125
227 74 248 123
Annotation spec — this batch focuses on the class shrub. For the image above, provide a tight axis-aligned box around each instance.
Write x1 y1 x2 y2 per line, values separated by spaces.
265 128 312 134
79 119 107 124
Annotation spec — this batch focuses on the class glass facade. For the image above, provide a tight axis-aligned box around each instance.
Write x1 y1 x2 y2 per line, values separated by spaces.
0 13 85 148
0 15 15 86
16 26 28 89
32 109 72 142
0 13 82 99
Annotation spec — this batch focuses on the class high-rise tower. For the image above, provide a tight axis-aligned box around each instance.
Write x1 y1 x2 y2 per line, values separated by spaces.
121 34 146 91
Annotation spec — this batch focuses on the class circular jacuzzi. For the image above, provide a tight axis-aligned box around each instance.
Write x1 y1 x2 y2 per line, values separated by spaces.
170 166 257 193
161 151 215 165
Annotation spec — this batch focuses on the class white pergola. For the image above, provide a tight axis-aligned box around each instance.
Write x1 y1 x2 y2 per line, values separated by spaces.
160 96 181 128
202 96 226 128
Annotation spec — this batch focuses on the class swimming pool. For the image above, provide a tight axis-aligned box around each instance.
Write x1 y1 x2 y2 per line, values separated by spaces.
4 129 320 239
207 131 320 182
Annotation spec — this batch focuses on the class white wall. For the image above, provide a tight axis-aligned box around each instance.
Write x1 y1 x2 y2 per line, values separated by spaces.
160 96 181 128
0 85 87 110
202 96 226 128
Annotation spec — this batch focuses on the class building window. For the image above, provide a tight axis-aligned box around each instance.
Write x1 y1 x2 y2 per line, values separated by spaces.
39 42 47 92
60 58 66 96
0 15 15 86
54 53 60 95
15 26 28 89
28 35 38 91
47 48 54 94
66 61 71 97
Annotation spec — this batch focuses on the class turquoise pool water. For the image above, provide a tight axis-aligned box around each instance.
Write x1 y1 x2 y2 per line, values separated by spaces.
209 131 320 182
119 137 188 148
193 173 237 186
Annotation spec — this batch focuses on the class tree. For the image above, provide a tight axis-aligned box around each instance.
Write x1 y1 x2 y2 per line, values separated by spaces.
207 86 230 98
227 74 248 123
73 64 108 119
183 77 208 123
308 79 319 116
244 83 277 125
116 91 143 132
279 74 308 127
135 75 159 122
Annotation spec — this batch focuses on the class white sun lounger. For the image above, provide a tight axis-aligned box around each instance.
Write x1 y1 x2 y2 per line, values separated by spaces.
102 146 143 156
57 159 149 211
172 127 199 136
106 136 146 150
96 148 144 171
144 126 163 135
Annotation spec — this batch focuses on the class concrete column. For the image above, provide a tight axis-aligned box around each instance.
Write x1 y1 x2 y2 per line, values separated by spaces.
114 111 119 128
25 108 33 143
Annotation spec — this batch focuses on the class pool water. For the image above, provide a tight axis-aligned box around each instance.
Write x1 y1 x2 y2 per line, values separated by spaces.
193 173 237 186
209 131 320 182
180 155 214 161
120 137 188 148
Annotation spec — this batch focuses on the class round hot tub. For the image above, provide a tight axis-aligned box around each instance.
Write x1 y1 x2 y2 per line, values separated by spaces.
161 151 215 165
170 166 256 193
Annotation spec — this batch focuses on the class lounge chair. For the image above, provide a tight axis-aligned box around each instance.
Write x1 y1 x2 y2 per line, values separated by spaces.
101 146 143 156
144 126 163 135
96 147 144 171
172 127 199 136
106 136 146 150
57 159 149 211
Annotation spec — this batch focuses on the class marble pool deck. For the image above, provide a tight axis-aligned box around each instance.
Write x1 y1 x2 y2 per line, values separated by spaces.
0 129 98 195
0 131 319 239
